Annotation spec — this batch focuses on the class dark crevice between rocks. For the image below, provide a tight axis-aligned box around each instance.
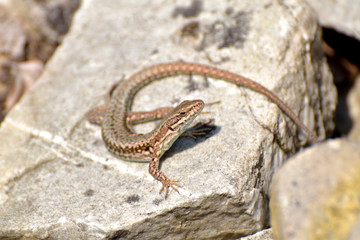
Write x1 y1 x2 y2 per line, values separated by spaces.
323 28 360 138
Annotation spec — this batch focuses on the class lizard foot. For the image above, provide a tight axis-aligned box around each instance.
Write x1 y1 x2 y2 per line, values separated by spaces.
159 178 180 198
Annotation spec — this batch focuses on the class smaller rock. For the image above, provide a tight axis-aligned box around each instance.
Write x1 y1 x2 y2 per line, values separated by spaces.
307 0 360 41
270 139 360 239
239 228 273 240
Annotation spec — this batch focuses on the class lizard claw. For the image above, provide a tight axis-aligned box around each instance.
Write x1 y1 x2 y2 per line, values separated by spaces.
159 178 180 198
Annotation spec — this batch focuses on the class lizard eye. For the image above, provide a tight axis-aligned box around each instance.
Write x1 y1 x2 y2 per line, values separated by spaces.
180 111 186 115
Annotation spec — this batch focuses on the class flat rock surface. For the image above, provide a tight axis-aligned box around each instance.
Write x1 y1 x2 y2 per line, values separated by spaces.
0 0 336 239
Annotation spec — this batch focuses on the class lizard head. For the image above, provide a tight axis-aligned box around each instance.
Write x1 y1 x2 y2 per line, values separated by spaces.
155 99 204 156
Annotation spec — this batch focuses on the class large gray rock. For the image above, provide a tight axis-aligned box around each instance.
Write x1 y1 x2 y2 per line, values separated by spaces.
0 0 336 239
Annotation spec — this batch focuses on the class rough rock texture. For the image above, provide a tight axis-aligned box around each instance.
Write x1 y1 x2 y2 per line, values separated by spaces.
306 0 360 40
0 0 335 239
270 139 360 239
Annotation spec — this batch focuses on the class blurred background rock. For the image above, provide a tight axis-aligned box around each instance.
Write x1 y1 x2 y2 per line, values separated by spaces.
0 0 80 121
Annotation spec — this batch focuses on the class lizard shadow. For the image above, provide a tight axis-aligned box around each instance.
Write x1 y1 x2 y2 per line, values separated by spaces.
159 121 221 163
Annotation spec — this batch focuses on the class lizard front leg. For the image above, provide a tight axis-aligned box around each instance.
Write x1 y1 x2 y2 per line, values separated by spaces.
148 153 179 198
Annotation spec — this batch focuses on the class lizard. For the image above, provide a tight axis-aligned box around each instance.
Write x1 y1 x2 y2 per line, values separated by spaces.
88 61 320 198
